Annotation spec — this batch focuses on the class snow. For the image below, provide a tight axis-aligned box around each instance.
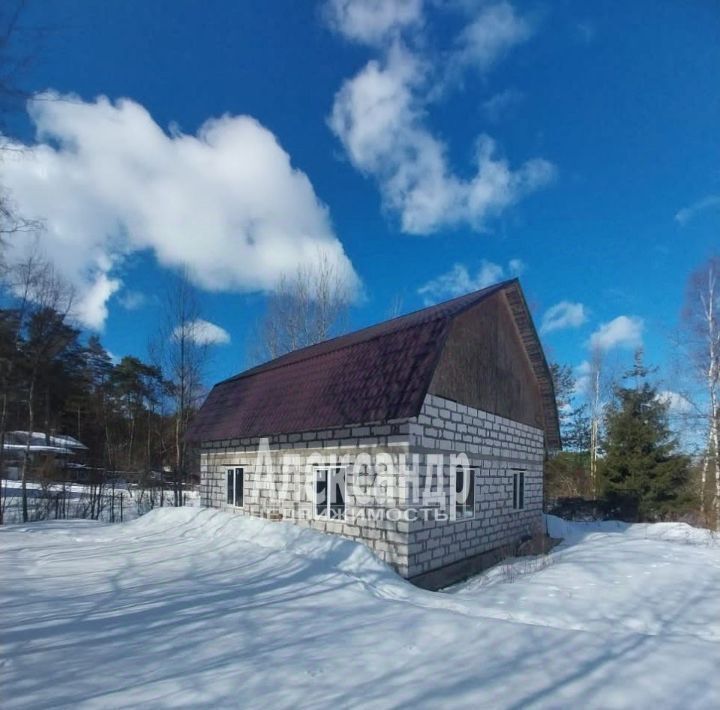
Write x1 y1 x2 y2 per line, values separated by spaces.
1 480 201 524
1 509 719 709
4 431 88 450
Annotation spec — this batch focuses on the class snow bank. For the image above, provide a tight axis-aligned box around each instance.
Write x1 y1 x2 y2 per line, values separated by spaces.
545 513 718 547
126 507 395 580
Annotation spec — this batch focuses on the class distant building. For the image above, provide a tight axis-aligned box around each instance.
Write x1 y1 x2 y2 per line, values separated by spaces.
189 279 560 588
2 431 88 481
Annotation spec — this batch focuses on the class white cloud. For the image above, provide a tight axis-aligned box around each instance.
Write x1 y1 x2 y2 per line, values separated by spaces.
324 0 422 45
540 301 588 335
327 3 554 235
574 360 591 396
417 258 522 304
117 290 146 311
482 88 524 122
453 2 533 74
657 390 692 414
329 44 554 234
2 93 359 329
173 319 230 346
674 195 720 226
588 315 644 352
75 271 121 330
508 258 526 275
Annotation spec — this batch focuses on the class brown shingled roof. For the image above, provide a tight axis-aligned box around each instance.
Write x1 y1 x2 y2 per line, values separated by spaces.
188 279 561 448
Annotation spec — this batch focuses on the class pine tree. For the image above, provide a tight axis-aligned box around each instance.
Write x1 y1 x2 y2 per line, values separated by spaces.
599 354 693 521
550 362 591 451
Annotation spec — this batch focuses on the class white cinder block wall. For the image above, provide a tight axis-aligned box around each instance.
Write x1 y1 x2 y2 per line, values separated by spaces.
404 394 544 579
200 423 414 576
199 394 545 582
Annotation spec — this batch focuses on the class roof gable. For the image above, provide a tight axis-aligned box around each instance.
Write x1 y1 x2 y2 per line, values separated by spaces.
187 280 560 448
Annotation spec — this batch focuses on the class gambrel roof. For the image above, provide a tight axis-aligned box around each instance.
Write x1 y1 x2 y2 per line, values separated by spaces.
188 279 561 449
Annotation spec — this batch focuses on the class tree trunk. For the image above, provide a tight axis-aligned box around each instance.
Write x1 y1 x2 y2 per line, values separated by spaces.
0 390 8 526
712 400 719 530
21 378 36 523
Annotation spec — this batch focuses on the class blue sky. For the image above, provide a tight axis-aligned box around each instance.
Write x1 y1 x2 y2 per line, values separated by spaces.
5 0 719 391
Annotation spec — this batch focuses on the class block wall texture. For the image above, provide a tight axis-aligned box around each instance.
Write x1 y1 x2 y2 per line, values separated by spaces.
199 394 545 580
405 394 545 578
200 421 413 576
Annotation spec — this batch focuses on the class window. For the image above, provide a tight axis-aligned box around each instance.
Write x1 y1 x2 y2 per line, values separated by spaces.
512 471 525 510
314 466 346 520
226 467 244 507
455 466 476 519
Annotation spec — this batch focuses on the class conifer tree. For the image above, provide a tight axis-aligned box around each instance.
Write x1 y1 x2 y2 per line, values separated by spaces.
600 352 693 520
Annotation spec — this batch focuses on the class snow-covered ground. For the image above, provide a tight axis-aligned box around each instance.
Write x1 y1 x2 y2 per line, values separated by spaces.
1 510 718 709
2 480 200 524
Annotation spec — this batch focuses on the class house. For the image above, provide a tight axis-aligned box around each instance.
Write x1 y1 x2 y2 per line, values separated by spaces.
2 431 88 481
188 279 560 588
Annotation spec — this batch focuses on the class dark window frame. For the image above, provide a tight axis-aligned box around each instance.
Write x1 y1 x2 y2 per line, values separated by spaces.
512 470 525 510
226 467 244 507
314 465 347 520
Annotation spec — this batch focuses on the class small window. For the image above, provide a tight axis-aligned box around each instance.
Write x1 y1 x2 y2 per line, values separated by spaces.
512 471 525 510
227 467 244 507
315 466 346 520
455 466 476 519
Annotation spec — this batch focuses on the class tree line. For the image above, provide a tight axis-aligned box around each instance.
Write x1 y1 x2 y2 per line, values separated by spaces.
547 256 720 529
0 240 351 524
0 251 211 523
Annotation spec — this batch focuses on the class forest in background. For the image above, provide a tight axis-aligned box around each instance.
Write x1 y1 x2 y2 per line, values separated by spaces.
546 256 719 530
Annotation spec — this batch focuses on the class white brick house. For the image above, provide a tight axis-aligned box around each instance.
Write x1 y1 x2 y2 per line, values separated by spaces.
189 279 560 588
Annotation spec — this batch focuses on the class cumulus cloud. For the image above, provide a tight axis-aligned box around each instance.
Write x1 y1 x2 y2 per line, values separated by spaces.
674 195 720 226
417 258 523 304
173 319 231 346
2 93 358 329
540 301 588 335
327 3 554 235
324 0 422 45
588 315 644 352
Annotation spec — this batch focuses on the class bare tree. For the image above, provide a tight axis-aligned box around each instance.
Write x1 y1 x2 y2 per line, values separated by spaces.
0 0 37 119
679 256 720 527
261 251 351 359
155 268 208 506
588 347 603 497
0 0 47 249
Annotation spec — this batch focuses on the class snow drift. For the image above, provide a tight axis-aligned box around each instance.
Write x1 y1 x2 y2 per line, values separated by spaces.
2 508 719 709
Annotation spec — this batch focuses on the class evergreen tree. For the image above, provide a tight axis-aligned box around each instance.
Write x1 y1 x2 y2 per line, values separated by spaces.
599 354 693 520
546 363 592 498
550 362 591 451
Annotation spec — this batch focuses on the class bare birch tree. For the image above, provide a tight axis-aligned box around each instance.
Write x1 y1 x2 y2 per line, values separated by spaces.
155 268 208 506
680 256 720 527
261 251 351 359
588 347 603 498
